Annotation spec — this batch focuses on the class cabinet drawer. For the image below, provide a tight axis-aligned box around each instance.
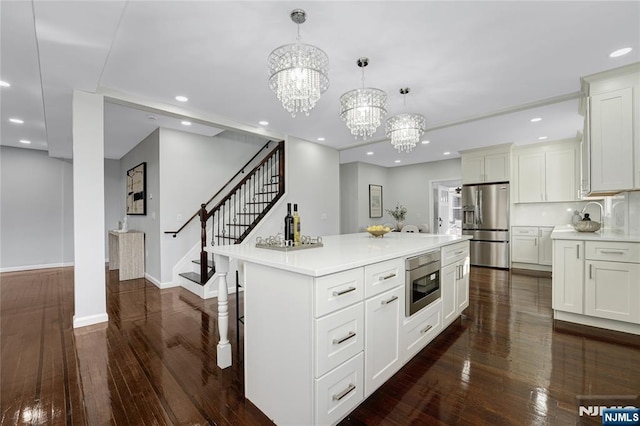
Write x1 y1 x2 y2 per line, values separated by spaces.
402 299 442 362
315 352 364 426
315 268 364 317
585 241 640 263
441 241 469 266
512 226 538 236
364 258 404 298
315 303 364 378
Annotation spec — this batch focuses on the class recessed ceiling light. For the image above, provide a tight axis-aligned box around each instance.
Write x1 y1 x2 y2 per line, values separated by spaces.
317 137 325 142
19 139 31 144
9 118 24 124
175 95 188 102
421 140 430 144
394 160 401 163
366 151 374 155
0 80 10 87
538 136 548 140
530 117 542 122
181 120 192 126
610 47 632 58
259 120 269 126
443 152 450 155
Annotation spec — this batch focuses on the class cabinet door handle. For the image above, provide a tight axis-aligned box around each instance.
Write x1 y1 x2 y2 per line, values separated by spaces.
534 238 537 247
381 295 398 305
379 273 396 281
332 331 356 345
599 250 625 255
589 264 593 279
332 383 356 401
333 287 356 297
577 245 580 259
420 325 433 334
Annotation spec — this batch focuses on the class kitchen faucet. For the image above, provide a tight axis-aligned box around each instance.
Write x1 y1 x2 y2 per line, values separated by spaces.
581 201 605 229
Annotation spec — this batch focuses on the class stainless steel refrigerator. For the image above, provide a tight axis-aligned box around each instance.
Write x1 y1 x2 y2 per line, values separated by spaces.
462 183 510 268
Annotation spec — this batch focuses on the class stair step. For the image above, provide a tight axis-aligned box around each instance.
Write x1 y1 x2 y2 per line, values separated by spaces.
179 268 216 285
227 224 250 227
255 191 278 195
237 212 260 216
191 259 214 268
245 201 270 205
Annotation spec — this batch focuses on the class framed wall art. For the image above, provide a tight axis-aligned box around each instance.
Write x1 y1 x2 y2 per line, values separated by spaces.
369 184 383 218
126 162 146 215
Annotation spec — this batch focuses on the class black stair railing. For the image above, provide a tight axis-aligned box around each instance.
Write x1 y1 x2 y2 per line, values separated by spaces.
194 141 284 283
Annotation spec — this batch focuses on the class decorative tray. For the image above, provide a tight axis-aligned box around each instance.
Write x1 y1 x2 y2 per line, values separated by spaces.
255 235 323 252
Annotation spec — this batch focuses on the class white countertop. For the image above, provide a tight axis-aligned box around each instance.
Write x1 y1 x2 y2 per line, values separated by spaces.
209 232 472 277
551 225 640 242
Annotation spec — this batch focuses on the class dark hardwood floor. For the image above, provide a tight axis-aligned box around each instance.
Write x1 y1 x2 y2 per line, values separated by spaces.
1 266 638 425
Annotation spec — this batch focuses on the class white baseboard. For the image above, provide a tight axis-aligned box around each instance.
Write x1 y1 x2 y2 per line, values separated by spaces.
73 312 109 328
145 273 177 289
0 262 74 273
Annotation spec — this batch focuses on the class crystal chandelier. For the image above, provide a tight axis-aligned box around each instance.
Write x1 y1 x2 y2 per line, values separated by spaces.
385 88 426 153
339 58 387 140
267 9 329 117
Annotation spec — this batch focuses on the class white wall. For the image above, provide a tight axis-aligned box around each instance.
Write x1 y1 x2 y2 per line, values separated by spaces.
119 129 161 282
0 146 74 270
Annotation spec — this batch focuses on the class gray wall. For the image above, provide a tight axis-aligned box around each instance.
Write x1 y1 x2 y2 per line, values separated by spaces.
339 158 461 233
119 129 161 282
158 129 267 284
0 146 74 270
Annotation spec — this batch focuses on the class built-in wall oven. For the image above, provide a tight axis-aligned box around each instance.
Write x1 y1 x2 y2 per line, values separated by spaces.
405 250 441 317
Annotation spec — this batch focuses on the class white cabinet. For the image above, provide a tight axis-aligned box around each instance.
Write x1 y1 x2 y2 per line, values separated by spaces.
461 145 511 184
552 240 584 314
364 285 403 397
585 260 640 323
589 88 634 192
401 300 442 362
584 241 640 324
553 238 640 328
580 63 640 194
513 142 579 203
512 226 553 266
440 241 470 328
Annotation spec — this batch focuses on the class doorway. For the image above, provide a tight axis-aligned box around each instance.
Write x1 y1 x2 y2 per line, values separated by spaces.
431 179 462 236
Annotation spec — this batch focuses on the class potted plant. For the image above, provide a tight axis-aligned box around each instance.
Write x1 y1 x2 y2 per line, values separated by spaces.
386 203 407 230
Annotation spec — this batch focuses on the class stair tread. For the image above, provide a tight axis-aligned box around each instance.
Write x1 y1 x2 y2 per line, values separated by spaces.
227 224 250 227
192 259 214 268
255 191 278 195
245 201 270 205
236 212 260 215
179 268 216 285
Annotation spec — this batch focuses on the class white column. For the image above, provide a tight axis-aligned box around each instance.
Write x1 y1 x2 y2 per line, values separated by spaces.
72 91 108 328
214 253 232 368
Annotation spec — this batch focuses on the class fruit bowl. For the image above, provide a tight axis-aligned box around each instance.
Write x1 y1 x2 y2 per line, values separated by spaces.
573 221 601 232
366 226 391 237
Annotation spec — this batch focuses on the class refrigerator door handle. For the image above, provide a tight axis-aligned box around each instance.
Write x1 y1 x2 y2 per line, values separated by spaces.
478 190 483 225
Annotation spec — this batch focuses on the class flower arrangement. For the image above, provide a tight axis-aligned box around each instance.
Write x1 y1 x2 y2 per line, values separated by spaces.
385 203 407 222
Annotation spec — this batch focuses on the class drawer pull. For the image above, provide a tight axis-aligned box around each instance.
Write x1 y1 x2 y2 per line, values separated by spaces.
454 250 465 255
332 287 356 297
379 273 397 281
420 325 433 334
332 331 356 345
381 295 398 305
332 383 356 401
599 250 625 255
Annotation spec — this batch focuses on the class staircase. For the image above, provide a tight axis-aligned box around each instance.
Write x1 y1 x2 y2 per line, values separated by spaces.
171 140 285 298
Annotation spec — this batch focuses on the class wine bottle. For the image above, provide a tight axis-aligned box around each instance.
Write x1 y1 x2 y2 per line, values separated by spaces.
293 204 301 246
284 203 294 245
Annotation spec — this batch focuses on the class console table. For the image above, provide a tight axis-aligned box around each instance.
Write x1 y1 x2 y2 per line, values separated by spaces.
108 230 145 280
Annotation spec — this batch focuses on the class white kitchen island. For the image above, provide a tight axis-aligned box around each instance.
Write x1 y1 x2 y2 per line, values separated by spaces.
210 232 471 426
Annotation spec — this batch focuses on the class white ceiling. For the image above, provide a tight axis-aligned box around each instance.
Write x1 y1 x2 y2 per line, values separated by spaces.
1 1 639 167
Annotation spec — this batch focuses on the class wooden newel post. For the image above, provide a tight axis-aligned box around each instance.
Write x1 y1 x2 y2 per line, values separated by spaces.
200 204 208 284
